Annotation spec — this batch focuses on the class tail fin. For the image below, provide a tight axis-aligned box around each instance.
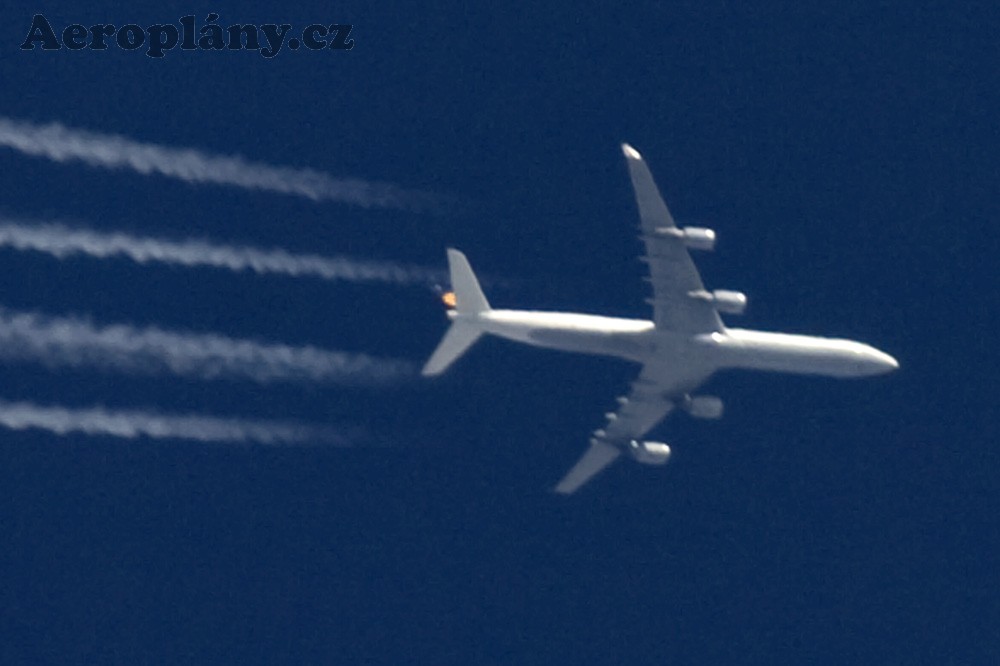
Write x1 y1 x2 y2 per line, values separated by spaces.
445 248 490 315
421 249 490 376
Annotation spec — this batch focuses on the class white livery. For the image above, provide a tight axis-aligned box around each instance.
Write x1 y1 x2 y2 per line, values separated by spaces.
423 144 898 494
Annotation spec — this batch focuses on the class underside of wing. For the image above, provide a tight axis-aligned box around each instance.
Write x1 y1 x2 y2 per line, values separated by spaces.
593 356 704 446
622 144 723 334
554 360 712 495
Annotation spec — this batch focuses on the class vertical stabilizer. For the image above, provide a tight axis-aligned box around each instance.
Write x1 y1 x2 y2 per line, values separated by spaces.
446 248 490 315
421 249 490 376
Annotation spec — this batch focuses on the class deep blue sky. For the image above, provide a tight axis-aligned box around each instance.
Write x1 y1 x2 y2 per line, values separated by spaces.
0 2 995 663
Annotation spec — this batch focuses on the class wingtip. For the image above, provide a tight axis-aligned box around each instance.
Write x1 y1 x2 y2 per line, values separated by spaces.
621 143 642 160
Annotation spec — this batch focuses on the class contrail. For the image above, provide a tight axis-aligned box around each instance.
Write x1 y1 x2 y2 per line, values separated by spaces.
0 117 436 210
0 399 351 446
0 307 414 385
0 217 444 286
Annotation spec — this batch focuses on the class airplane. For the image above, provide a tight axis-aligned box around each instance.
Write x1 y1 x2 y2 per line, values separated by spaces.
422 143 899 494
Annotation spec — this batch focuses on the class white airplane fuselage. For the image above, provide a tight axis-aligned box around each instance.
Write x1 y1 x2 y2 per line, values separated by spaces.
456 308 898 380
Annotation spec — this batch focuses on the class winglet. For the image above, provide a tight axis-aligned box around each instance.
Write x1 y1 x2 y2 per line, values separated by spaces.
621 143 642 160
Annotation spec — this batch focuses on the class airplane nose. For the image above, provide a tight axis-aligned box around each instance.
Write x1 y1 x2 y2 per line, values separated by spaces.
872 350 899 374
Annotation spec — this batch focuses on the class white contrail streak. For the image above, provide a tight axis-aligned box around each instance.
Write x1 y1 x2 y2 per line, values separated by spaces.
0 218 443 286
0 307 414 385
0 117 435 210
0 399 350 446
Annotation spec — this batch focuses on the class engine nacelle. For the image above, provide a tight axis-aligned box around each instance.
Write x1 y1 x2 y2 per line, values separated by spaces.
628 440 672 466
655 226 717 251
681 395 724 420
680 227 716 251
711 290 747 315
688 289 747 315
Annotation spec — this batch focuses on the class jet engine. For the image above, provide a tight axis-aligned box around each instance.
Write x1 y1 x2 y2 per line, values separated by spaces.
688 289 747 315
681 395 724 420
711 290 747 314
655 226 716 251
628 440 672 465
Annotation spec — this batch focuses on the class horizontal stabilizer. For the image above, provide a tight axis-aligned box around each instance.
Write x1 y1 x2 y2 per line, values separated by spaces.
421 323 482 376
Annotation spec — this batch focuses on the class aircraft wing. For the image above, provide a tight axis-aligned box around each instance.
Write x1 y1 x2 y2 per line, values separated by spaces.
555 145 722 494
621 144 724 334
552 440 622 496
554 362 679 495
